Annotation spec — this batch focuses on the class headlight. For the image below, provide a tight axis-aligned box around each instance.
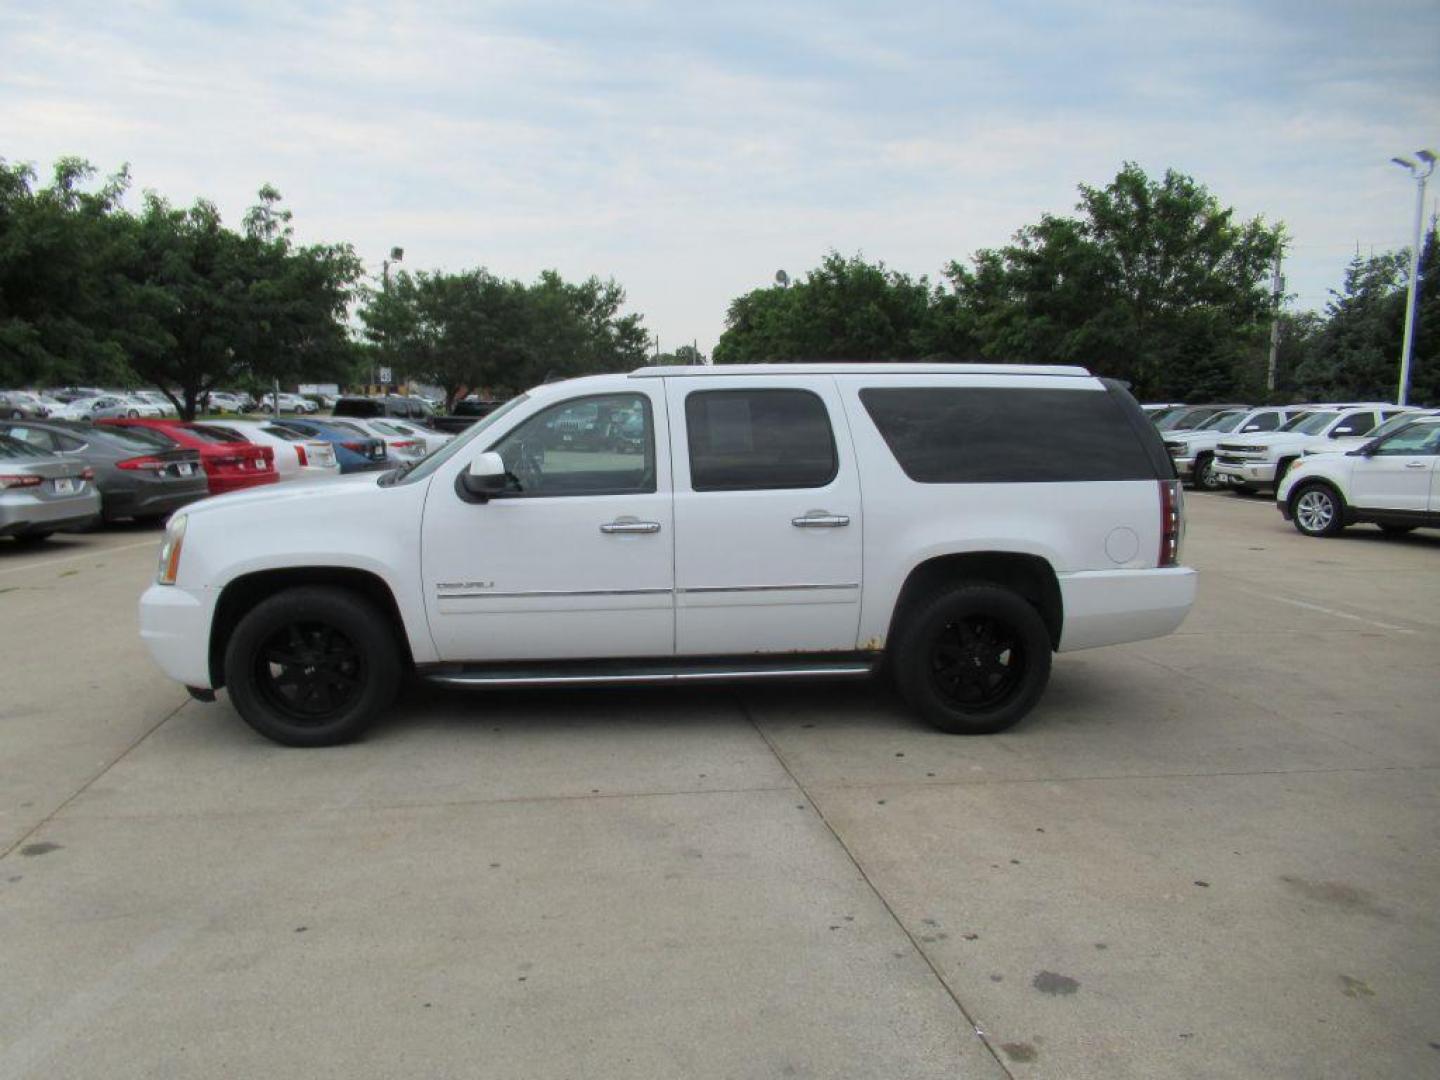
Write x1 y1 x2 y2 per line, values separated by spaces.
156 514 188 585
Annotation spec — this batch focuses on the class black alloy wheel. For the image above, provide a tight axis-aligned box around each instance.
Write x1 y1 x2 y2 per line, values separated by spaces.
254 621 365 723
929 615 1025 709
224 586 401 746
894 584 1053 735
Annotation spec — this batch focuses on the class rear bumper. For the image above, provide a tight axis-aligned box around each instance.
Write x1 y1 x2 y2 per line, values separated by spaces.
138 583 216 687
0 490 103 536
1057 567 1197 652
207 472 279 495
102 480 210 521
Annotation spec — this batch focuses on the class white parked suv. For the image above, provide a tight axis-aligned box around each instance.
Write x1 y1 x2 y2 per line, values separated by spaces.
139 364 1197 746
1213 405 1413 493
1165 406 1308 490
1277 416 1440 537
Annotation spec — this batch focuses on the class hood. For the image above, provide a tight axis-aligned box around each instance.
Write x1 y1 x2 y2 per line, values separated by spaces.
180 470 383 518
1221 431 1310 450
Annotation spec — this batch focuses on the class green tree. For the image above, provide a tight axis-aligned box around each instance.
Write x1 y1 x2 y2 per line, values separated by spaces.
713 252 934 363
0 157 136 387
361 268 649 406
944 164 1283 398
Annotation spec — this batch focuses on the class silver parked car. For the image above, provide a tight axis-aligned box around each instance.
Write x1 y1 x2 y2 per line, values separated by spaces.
0 433 101 541
1 391 50 419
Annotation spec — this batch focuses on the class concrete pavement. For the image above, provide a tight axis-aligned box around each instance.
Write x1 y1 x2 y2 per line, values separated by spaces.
1 496 1437 1078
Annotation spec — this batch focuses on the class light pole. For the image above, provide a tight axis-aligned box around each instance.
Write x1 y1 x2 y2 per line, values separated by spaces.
1391 150 1436 406
379 246 404 392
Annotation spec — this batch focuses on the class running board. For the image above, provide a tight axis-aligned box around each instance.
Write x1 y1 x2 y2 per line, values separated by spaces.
419 653 878 689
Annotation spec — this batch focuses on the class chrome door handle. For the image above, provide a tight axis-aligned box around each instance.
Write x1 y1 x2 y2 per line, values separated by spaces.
600 519 661 534
792 511 850 528
1404 462 1428 469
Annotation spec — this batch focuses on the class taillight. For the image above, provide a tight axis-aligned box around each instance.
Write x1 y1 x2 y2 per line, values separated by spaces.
295 445 308 467
342 441 365 452
117 455 165 471
1159 479 1185 567
80 467 95 480
0 474 42 489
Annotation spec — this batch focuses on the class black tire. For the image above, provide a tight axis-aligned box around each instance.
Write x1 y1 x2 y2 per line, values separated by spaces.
892 584 1052 735
1379 523 1416 535
1289 482 1346 538
8 409 22 419
127 409 139 418
12 531 53 544
223 586 402 747
1193 453 1223 492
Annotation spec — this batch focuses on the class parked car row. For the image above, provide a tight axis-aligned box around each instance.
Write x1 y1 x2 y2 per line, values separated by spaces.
0 412 457 542
1146 401 1426 493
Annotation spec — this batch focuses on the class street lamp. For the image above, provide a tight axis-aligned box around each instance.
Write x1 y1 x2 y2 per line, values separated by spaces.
378 247 404 391
1391 150 1436 406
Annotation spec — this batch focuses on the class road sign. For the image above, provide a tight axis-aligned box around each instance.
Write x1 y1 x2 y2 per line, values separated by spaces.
378 366 393 384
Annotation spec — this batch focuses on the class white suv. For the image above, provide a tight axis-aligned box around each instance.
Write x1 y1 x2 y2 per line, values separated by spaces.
1277 416 1440 537
1213 405 1412 492
139 364 1196 746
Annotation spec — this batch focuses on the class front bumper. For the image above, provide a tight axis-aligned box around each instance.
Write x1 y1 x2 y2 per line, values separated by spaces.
102 478 210 521
1214 461 1277 485
1172 456 1195 479
138 583 217 687
1057 567 1197 652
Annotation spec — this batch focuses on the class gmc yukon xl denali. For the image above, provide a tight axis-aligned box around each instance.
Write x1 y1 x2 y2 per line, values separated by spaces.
139 364 1196 746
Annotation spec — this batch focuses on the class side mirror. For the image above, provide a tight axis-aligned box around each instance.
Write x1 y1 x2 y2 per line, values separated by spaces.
459 450 508 501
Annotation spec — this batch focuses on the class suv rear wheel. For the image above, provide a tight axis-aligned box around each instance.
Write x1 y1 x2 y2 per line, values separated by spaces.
1290 483 1346 538
223 586 401 747
893 584 1052 734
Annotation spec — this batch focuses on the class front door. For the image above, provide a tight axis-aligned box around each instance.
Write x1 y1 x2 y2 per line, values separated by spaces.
421 389 675 661
1350 423 1440 512
665 375 863 656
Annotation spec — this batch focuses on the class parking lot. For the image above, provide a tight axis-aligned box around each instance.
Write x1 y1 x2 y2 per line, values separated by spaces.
1 493 1437 1079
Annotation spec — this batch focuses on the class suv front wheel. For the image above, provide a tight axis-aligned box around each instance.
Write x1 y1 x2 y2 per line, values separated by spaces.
893 584 1053 734
224 586 402 746
1290 483 1346 538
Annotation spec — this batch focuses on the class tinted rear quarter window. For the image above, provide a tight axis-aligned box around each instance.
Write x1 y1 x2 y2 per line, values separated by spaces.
685 389 837 491
860 387 1157 483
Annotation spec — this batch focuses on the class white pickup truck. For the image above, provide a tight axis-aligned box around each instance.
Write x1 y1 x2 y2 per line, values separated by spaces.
1212 405 1413 493
139 364 1196 746
1164 406 1307 490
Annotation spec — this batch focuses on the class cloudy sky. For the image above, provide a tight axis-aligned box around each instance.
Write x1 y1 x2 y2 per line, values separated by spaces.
3 0 1437 353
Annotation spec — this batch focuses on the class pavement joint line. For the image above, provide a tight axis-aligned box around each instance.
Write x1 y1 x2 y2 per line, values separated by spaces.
0 695 190 861
735 692 1016 1080
0 537 160 578
45 782 803 824
795 761 1440 794
1258 593 1417 634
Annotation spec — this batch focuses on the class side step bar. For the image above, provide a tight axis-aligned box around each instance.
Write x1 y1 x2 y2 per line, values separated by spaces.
419 653 879 689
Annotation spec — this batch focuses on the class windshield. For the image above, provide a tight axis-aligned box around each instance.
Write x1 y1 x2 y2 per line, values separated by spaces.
0 433 51 458
98 426 175 452
1196 410 1246 432
1364 413 1426 440
1290 411 1339 435
387 395 528 486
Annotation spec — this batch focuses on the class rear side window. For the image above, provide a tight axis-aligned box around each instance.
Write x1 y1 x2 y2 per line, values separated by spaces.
860 387 1156 483
685 389 837 491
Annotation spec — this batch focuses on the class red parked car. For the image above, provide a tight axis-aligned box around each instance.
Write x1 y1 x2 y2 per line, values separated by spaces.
97 419 278 495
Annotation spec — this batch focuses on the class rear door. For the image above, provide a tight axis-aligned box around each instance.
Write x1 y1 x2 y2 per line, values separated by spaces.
665 375 862 655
